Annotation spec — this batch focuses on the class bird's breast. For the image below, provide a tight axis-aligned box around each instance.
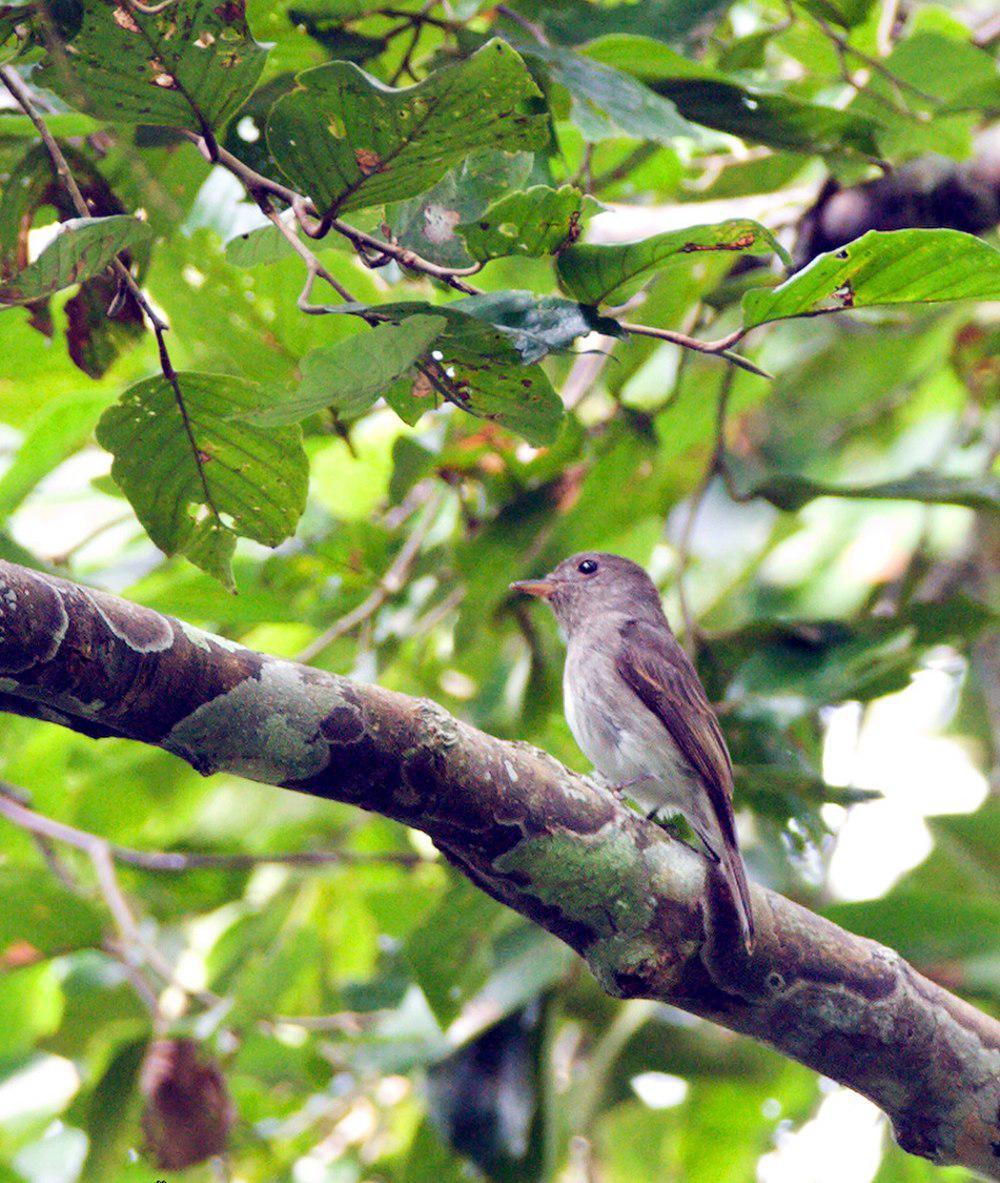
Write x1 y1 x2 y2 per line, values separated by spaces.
563 640 694 803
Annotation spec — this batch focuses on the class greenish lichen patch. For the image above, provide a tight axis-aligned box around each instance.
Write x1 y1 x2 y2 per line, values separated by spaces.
165 661 351 782
492 827 653 939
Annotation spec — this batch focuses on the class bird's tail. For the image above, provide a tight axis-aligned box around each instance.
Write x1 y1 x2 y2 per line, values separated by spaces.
699 825 756 953
721 840 755 953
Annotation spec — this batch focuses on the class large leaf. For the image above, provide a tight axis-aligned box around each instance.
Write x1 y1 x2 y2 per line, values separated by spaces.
329 294 601 442
556 219 787 305
267 39 548 216
37 0 267 131
246 315 447 425
96 372 308 587
458 184 593 262
825 889 1000 964
525 42 697 144
0 216 152 307
743 229 1000 327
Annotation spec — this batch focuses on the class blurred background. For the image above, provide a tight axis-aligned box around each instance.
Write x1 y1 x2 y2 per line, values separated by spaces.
0 0 998 1178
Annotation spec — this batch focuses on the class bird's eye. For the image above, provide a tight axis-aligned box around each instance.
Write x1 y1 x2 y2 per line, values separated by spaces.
578 559 598 575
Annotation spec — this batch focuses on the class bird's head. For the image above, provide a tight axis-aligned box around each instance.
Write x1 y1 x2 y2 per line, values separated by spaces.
511 551 662 636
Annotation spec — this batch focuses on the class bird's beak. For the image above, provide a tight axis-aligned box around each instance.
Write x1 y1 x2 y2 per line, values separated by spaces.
510 578 557 600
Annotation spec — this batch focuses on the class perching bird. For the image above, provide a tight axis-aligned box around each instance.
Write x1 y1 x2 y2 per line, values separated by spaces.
511 551 755 951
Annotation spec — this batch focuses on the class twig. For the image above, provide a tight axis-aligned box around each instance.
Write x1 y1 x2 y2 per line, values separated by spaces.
0 66 221 526
619 321 771 379
495 3 550 44
327 218 483 292
0 784 423 872
183 133 483 293
296 492 444 663
262 206 355 305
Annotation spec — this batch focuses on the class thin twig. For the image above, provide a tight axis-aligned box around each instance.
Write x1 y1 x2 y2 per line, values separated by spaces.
296 492 444 663
262 206 355 304
619 321 770 379
495 3 550 44
0 785 423 872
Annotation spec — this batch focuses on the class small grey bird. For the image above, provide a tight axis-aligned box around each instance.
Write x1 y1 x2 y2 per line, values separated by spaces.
512 551 755 951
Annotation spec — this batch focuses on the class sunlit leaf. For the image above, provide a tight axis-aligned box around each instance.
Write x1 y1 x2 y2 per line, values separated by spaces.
458 184 595 262
743 230 1000 326
246 315 447 424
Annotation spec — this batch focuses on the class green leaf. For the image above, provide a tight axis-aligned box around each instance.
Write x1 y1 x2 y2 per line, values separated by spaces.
0 216 152 307
454 290 624 363
525 43 697 144
246 315 447 425
37 0 266 131
795 0 877 28
79 1037 147 1182
0 963 64 1056
735 467 1000 515
458 184 594 262
96 372 308 587
268 39 548 216
825 889 1000 963
743 230 1000 327
224 222 297 268
404 876 505 1028
582 35 881 156
334 299 568 443
0 867 104 956
0 390 109 518
556 219 787 305
388 150 533 269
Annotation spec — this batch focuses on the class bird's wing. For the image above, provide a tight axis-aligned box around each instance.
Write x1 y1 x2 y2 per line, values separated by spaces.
614 616 737 843
615 616 755 951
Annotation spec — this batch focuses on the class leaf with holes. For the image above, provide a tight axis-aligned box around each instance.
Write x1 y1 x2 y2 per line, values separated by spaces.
267 39 548 216
96 373 308 588
335 300 565 444
37 0 267 131
458 185 597 263
556 219 787 305
743 229 1000 326
0 216 152 307
245 315 447 425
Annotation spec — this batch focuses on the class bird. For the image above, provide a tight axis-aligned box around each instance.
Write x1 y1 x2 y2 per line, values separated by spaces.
511 551 755 951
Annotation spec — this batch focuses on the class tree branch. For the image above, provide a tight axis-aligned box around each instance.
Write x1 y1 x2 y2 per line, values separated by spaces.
0 558 997 1178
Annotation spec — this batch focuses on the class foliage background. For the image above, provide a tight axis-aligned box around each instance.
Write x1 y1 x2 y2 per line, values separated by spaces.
0 0 997 1179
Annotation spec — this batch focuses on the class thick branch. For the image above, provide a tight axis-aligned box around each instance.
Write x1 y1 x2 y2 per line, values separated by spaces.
0 559 996 1177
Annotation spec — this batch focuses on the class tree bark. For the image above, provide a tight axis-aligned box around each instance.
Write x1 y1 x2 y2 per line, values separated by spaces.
0 558 997 1178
